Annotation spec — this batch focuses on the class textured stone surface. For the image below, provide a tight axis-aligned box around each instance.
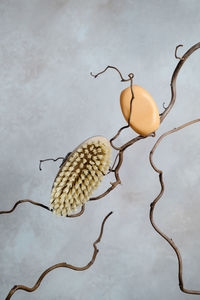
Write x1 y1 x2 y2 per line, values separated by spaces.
0 0 200 299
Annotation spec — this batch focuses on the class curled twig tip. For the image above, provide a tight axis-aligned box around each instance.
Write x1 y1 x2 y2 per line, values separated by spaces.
162 101 167 109
128 73 134 79
175 44 184 61
39 161 42 171
107 211 113 217
90 71 96 78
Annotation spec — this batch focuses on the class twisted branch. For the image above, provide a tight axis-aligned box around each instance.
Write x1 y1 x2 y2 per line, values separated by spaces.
5 211 113 299
149 119 200 295
1 43 200 298
89 66 153 201
90 42 200 200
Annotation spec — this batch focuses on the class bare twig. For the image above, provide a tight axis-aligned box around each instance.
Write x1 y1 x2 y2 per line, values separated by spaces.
5 211 113 299
149 119 200 295
0 199 85 218
90 65 134 82
39 152 72 171
39 157 65 171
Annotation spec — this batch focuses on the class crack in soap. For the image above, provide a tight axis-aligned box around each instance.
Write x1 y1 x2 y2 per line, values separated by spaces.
120 85 160 136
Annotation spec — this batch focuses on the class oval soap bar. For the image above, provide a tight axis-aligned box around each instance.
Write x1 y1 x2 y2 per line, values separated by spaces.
120 85 160 136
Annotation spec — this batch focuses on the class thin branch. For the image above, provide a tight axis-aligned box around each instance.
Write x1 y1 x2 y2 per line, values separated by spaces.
39 153 72 171
67 205 85 218
109 125 130 151
149 119 200 295
0 199 85 218
90 65 134 82
39 157 65 171
90 66 136 149
108 152 120 174
5 211 113 299
160 42 200 123
109 74 135 150
0 199 49 214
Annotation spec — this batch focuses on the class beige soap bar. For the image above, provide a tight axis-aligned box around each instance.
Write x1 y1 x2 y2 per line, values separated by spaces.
120 85 160 136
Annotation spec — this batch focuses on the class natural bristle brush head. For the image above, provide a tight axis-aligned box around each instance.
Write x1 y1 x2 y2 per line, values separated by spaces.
50 136 112 216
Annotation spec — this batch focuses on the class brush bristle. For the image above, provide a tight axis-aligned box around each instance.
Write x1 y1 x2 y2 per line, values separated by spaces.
50 136 111 216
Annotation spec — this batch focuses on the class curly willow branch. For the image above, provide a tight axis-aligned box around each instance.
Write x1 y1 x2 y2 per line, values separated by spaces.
3 42 199 215
5 211 113 299
90 43 200 202
89 66 153 202
0 199 85 218
1 43 200 298
149 119 200 295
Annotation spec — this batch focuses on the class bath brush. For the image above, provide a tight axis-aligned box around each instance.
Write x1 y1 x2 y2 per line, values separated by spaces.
50 136 112 216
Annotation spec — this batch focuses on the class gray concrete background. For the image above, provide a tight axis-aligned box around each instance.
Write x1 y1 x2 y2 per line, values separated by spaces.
0 0 200 299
